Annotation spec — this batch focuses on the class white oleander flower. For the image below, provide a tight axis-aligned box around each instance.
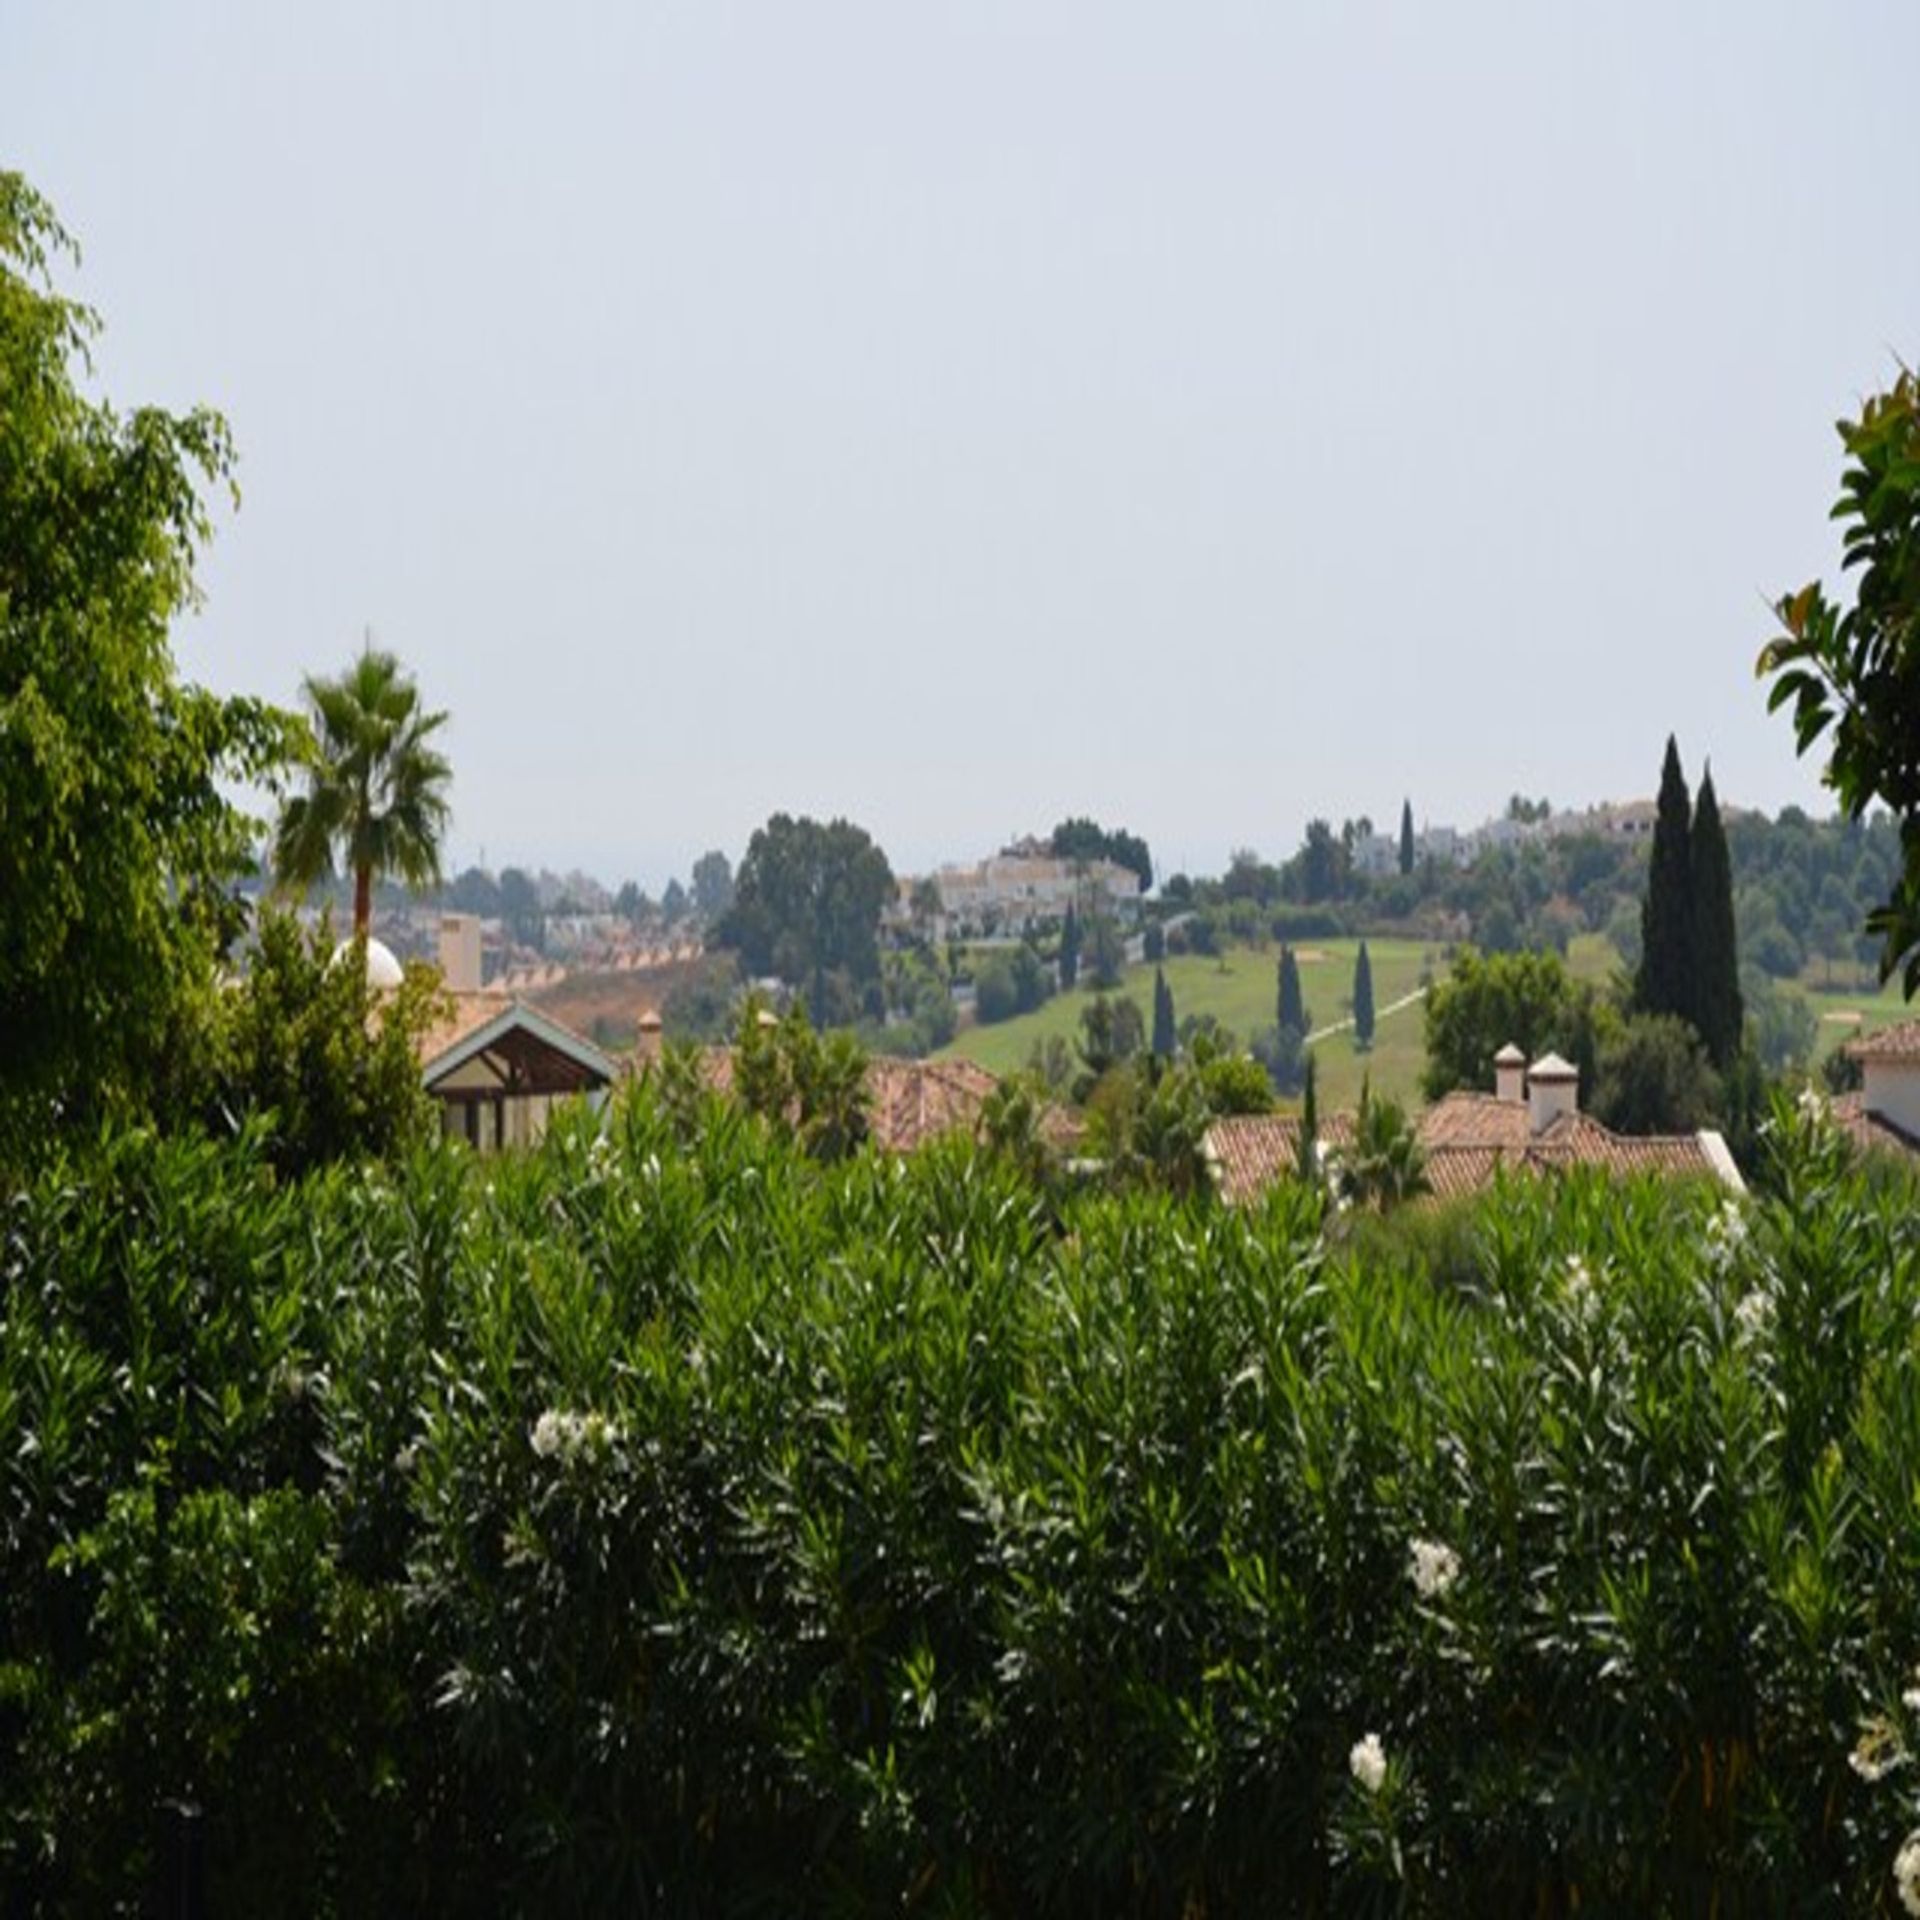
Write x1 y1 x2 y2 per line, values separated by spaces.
1896 1831 1920 1916
1734 1290 1772 1340
1563 1255 1594 1309
1349 1732 1387 1795
1409 1537 1462 1600
532 1407 620 1465
1706 1198 1748 1262
1903 1685 1920 1716
531 1409 570 1459
1851 1720 1902 1782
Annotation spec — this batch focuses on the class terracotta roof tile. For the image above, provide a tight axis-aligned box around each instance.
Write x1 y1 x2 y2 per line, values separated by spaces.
1416 1092 1532 1150
1847 1020 1920 1063
1205 1114 1357 1206
660 1047 1067 1156
1212 1099 1733 1204
413 992 516 1067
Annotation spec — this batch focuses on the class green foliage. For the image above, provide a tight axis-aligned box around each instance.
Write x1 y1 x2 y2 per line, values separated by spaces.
1399 798 1416 877
1591 1011 1721 1135
732 997 871 1162
973 943 1052 1025
690 848 735 920
1636 735 1696 1023
1075 992 1144 1087
1277 943 1308 1035
12 1107 1919 1908
713 813 895 1018
199 910 444 1178
1333 1084 1429 1212
1691 770 1744 1068
1198 1051 1273 1117
1151 965 1176 1060
1422 947 1599 1102
1251 1021 1308 1097
273 646 451 936
1761 366 1920 989
0 173 296 1169
1296 1050 1319 1179
1050 816 1152 892
1084 912 1127 990
1353 939 1375 1050
1058 899 1081 989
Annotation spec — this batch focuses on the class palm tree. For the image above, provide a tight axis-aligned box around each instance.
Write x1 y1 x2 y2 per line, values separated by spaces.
1336 1085 1431 1213
273 645 451 937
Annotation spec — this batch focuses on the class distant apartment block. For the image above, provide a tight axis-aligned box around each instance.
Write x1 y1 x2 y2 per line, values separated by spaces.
901 842 1144 939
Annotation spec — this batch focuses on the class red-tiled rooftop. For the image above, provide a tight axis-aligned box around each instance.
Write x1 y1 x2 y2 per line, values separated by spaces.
1208 1093 1735 1204
1847 1020 1920 1063
1206 1113 1357 1206
649 1045 1067 1157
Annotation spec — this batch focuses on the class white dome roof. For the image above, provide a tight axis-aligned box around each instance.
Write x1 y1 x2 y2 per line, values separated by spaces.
332 936 405 989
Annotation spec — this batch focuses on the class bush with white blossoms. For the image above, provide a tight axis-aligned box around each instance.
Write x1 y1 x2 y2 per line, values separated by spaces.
1898 1832 1920 1917
7 1088 1920 1911
1408 1537 1461 1600
530 1407 620 1466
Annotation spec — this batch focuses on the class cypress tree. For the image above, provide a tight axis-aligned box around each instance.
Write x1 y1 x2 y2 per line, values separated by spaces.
1059 902 1080 990
1690 767 1743 1069
1295 1050 1319 1180
1353 940 1375 1050
1398 799 1415 876
1151 966 1176 1060
1635 736 1695 1022
1278 945 1306 1035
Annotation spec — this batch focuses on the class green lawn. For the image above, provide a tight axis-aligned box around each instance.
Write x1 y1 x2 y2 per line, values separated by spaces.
939 938 1443 1114
1779 961 1919 1062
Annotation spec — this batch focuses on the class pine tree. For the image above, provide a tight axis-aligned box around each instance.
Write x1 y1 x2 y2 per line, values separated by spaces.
1295 1050 1319 1180
1278 945 1306 1035
1059 902 1080 990
1635 736 1695 1022
1398 799 1415 876
1690 767 1743 1069
1353 940 1375 1050
1151 966 1176 1060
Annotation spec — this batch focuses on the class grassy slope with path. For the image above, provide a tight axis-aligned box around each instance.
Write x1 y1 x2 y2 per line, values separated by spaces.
939 938 1442 1113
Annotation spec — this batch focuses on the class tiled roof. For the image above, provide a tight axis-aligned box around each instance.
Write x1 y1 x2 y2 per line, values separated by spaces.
866 1057 1002 1154
413 992 516 1067
1209 1096 1735 1204
1205 1113 1357 1206
659 1047 1065 1157
1418 1092 1533 1150
414 994 616 1089
1847 1020 1920 1063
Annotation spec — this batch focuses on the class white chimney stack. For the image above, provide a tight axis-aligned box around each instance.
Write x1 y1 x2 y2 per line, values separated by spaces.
1526 1052 1579 1136
635 1008 664 1067
1493 1043 1526 1104
439 913 483 994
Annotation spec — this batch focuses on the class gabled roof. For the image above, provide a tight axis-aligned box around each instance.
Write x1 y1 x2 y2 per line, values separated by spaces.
1206 1095 1740 1204
417 993 616 1092
1847 1020 1920 1064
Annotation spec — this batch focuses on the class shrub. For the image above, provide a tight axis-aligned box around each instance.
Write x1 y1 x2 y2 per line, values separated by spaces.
7 1098 1920 1910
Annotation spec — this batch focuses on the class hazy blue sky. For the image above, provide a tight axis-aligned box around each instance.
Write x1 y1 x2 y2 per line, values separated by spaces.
7 2 1917 887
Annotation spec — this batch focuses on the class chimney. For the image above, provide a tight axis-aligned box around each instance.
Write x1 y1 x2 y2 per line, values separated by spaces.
1526 1052 1579 1136
438 913 483 994
1493 1042 1526 1104
635 1008 664 1069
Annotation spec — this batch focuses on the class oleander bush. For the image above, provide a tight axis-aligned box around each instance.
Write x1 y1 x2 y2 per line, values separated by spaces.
6 1090 1920 1913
